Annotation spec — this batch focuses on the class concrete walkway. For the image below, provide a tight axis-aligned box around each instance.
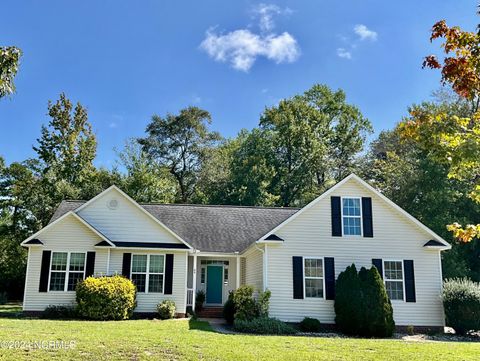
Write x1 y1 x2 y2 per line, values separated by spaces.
198 317 236 334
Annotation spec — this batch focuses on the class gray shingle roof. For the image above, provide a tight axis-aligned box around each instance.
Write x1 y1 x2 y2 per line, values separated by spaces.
50 200 298 253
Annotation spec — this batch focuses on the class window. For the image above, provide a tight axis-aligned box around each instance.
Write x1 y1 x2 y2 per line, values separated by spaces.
384 261 404 300
49 252 85 291
304 258 323 298
131 254 164 293
200 267 206 284
342 197 362 236
224 267 229 285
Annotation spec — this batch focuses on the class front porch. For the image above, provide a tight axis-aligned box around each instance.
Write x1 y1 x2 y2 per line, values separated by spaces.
186 253 245 310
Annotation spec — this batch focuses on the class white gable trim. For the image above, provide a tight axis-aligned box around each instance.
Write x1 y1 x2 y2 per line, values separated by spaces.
21 211 114 247
256 173 451 249
74 185 193 250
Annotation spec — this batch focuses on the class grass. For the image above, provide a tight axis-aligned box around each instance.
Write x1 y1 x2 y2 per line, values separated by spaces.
0 306 478 360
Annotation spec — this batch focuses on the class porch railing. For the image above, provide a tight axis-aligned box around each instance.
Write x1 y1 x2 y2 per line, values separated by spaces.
186 288 194 306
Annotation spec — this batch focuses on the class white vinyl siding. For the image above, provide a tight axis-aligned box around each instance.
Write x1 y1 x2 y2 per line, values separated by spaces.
243 245 264 293
109 249 188 313
23 214 108 311
266 178 445 326
77 188 182 244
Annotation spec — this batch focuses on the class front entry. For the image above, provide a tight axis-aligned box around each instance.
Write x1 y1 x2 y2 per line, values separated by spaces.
206 265 223 304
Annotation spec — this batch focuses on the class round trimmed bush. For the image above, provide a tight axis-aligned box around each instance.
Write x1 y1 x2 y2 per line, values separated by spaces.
300 317 321 332
443 278 480 335
157 300 176 319
76 275 136 320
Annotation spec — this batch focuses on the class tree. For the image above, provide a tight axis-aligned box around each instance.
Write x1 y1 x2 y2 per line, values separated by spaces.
334 264 362 335
139 107 222 203
258 84 372 206
116 140 176 203
0 46 21 98
362 96 480 280
400 13 480 242
358 267 395 337
33 93 97 187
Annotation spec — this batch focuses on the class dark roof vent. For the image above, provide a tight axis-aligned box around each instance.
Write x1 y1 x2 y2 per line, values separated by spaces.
95 240 112 247
423 239 446 247
264 234 284 241
24 239 43 245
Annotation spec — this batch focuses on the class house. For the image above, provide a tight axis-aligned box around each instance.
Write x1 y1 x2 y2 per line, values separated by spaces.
21 174 451 330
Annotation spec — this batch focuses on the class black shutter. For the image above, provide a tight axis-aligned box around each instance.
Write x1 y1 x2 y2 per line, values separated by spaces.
39 250 51 292
331 196 342 236
372 258 383 279
164 254 174 295
404 260 416 302
292 256 304 299
324 257 335 300
362 197 373 237
122 253 131 278
85 252 96 278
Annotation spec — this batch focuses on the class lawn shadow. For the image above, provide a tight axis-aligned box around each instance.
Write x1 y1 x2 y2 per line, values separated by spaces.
0 303 25 319
188 318 217 333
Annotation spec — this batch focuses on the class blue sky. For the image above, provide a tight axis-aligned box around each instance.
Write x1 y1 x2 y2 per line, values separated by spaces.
0 0 477 168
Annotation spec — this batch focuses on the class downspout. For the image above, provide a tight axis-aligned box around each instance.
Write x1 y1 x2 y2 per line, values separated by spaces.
255 243 268 292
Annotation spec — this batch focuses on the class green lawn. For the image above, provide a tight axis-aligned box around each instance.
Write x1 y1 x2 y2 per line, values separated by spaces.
0 309 478 360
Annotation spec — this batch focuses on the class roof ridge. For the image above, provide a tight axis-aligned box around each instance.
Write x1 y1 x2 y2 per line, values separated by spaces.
59 199 300 210
141 203 300 210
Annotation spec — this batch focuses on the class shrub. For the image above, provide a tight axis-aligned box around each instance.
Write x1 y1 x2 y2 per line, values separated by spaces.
234 317 297 335
257 289 271 317
358 266 395 337
442 278 480 335
299 317 322 332
157 300 176 319
233 285 257 321
195 290 205 312
76 275 136 320
335 264 362 335
334 264 395 337
41 305 78 319
0 292 7 305
223 291 236 325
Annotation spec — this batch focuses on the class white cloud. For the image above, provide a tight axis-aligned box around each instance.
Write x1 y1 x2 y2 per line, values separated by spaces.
354 24 377 41
109 122 118 128
336 48 352 60
200 3 299 72
252 3 292 33
200 28 300 72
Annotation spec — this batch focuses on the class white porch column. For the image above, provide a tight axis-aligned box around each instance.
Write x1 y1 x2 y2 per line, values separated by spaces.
236 254 240 289
263 244 268 291
107 248 111 276
192 252 198 311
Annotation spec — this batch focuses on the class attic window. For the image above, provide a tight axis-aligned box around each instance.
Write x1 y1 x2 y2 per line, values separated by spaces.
107 199 119 210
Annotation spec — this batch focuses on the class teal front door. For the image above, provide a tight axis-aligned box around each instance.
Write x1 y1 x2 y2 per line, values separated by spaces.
206 265 223 304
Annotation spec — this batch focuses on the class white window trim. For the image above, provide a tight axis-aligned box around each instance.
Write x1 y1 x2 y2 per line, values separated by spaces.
130 254 165 294
200 267 206 284
382 259 405 302
303 256 325 300
47 251 87 292
340 196 363 237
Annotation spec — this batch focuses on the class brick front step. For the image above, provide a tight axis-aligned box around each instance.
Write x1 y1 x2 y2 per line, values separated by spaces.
197 307 223 318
